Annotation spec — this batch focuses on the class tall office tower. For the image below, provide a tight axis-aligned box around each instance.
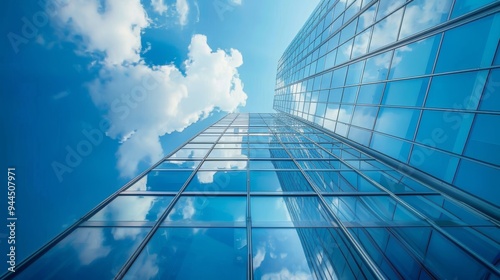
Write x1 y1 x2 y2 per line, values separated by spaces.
5 1 500 280
6 113 500 279
273 0 500 212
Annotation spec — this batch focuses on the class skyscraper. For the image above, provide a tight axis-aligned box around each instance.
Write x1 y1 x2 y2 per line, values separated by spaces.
4 0 499 279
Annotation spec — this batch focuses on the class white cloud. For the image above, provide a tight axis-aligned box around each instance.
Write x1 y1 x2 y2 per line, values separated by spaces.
50 0 247 178
176 0 189 26
87 35 246 177
230 0 242 5
53 0 149 65
151 0 168 15
253 247 266 269
262 268 312 280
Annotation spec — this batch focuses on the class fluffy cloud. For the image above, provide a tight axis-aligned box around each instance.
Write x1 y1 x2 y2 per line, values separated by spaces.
88 35 246 177
50 0 247 178
53 0 148 65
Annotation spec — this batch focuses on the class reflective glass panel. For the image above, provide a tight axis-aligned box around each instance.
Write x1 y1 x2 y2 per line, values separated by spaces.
250 171 312 192
425 71 488 109
399 0 452 39
382 78 428 107
389 34 440 79
374 108 419 140
17 227 149 279
251 196 333 227
125 228 247 280
435 14 500 73
252 228 371 279
89 196 173 222
464 114 500 165
326 196 422 226
126 170 192 192
165 196 246 224
185 171 247 192
306 171 382 192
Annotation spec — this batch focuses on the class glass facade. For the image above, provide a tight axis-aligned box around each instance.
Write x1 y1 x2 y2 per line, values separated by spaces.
4 1 500 279
6 113 500 279
273 0 500 208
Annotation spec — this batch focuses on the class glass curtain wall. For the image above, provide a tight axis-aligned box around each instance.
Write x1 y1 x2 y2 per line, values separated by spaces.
7 113 499 280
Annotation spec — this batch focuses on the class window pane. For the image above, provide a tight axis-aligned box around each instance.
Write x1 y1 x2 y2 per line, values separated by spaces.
479 69 500 111
125 228 247 280
451 0 498 18
89 196 173 222
370 133 411 161
409 146 459 182
326 196 422 226
399 0 452 39
251 196 333 227
370 9 403 51
18 227 149 279
306 171 382 192
185 171 247 192
382 78 428 107
348 126 372 146
416 111 474 154
357 83 384 104
252 228 371 279
126 170 192 192
464 114 500 165
425 71 488 109
389 34 440 79
362 51 392 83
250 171 312 192
435 14 500 72
351 106 378 129
374 108 420 140
165 196 246 224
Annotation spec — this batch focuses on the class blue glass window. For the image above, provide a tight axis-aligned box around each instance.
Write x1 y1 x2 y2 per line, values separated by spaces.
328 88 343 103
332 67 347 88
250 171 312 192
376 0 405 20
425 71 489 109
370 8 403 51
345 60 365 85
252 228 369 279
185 171 247 192
451 0 498 18
479 69 500 111
357 83 384 104
336 39 354 65
362 51 392 83
125 228 247 279
389 34 440 79
464 114 500 166
341 86 358 103
409 145 459 182
165 196 246 225
416 110 474 154
18 227 149 279
126 170 192 192
357 4 376 32
374 108 419 140
399 0 452 39
382 78 428 107
351 27 371 58
249 160 297 170
251 196 333 227
89 196 173 222
351 106 378 129
326 196 421 226
348 126 371 146
435 14 500 72
370 132 411 161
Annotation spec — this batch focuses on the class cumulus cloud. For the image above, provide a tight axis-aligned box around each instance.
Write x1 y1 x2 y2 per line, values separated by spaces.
176 0 189 26
49 0 247 178
53 0 148 65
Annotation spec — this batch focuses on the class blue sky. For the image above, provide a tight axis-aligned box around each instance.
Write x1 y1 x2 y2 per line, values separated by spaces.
0 0 320 266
